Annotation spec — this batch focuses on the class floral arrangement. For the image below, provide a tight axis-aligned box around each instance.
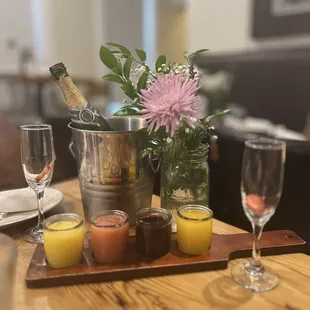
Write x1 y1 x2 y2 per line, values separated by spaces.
99 43 227 162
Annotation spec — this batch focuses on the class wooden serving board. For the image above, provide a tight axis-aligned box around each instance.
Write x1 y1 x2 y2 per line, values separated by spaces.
26 230 306 288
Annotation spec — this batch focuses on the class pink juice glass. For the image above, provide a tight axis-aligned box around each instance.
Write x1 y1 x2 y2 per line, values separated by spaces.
90 210 129 264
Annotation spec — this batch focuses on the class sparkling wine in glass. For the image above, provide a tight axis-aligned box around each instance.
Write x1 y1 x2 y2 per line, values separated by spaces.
231 138 286 292
21 124 56 243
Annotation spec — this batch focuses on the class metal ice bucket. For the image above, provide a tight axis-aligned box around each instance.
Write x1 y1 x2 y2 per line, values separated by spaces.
69 117 154 225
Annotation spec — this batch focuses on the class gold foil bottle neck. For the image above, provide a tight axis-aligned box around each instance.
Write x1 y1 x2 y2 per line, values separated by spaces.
57 76 87 109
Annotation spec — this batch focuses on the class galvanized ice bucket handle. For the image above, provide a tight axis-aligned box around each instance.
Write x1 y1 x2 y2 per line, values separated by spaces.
148 152 162 173
69 141 76 159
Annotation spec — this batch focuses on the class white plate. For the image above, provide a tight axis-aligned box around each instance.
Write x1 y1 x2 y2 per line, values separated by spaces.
0 187 63 229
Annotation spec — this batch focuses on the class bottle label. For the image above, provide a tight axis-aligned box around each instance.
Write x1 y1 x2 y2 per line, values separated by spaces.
69 108 100 126
80 109 96 123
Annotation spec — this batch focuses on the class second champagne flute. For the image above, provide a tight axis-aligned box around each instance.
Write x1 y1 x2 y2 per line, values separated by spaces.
21 124 56 243
232 138 286 292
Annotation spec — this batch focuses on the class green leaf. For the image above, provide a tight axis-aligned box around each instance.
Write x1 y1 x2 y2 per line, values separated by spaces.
123 56 133 80
183 51 189 59
187 49 209 59
114 108 139 116
106 42 131 58
101 74 124 84
127 103 142 110
99 45 118 69
112 62 122 75
121 81 136 100
135 49 146 62
194 48 209 54
155 55 166 72
116 103 141 112
137 71 148 93
203 109 230 123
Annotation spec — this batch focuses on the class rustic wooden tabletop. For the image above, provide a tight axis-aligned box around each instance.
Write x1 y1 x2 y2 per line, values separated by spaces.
3 179 310 310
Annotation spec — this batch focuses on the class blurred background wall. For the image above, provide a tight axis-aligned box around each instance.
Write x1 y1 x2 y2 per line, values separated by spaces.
3 0 310 81
1 0 310 243
1 0 310 155
188 0 310 53
0 0 33 73
157 0 187 63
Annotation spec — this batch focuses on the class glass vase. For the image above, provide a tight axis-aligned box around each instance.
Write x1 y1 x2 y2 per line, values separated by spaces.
160 146 210 232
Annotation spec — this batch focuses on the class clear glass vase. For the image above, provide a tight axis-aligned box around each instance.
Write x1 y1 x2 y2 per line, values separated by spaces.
160 146 210 232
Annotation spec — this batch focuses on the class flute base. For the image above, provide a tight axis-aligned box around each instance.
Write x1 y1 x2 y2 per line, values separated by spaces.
24 224 44 244
231 261 279 292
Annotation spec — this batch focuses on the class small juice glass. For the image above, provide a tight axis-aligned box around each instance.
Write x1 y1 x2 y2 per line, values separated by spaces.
91 210 129 264
176 205 213 255
136 208 172 258
43 213 85 268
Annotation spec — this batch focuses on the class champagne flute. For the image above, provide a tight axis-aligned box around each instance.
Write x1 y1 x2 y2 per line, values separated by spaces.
231 138 286 292
21 124 56 243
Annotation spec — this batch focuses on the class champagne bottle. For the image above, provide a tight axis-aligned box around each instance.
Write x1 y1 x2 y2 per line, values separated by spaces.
49 62 112 131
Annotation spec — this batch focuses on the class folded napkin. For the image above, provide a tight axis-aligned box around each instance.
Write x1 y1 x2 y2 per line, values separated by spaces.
0 188 37 213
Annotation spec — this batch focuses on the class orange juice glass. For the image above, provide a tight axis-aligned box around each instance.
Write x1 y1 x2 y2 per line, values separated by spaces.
43 213 85 268
176 205 213 255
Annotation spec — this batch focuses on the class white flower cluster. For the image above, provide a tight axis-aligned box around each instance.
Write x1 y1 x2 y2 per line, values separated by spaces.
192 66 200 81
157 63 167 73
156 63 200 81
130 64 155 87
130 64 145 87
129 62 201 90
146 74 156 86
115 55 122 62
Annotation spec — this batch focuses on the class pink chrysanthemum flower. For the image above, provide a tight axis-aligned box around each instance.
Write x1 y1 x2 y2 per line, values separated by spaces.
139 73 201 137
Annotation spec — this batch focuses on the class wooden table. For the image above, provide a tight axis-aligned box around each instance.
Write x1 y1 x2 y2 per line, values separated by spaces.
3 179 310 310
